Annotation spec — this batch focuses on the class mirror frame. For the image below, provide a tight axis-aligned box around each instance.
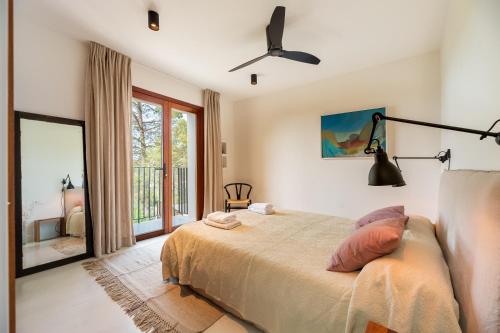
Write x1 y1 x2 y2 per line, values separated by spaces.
14 111 94 277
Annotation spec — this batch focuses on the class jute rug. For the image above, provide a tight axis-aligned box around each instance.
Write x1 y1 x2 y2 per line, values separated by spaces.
51 237 86 256
83 240 224 333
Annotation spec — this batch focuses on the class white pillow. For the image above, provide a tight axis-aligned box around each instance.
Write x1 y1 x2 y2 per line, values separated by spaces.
69 205 83 214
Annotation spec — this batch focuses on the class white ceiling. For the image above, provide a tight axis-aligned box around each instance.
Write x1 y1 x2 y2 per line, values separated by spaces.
16 0 449 101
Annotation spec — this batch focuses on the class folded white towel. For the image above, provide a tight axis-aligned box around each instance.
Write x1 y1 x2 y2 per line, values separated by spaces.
249 203 273 210
207 211 237 224
250 207 275 215
248 203 275 215
203 219 241 230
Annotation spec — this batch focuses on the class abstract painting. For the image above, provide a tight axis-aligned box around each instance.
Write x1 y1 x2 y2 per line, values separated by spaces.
321 107 386 158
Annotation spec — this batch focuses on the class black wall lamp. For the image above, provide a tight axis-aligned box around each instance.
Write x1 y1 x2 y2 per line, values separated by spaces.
365 112 500 186
393 149 451 171
148 10 160 31
62 174 75 191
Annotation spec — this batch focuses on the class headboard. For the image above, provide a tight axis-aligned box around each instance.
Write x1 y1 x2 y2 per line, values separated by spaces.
436 170 500 333
64 188 84 217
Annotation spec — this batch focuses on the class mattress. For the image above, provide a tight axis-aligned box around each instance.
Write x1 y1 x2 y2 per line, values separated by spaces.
66 209 85 237
161 209 460 333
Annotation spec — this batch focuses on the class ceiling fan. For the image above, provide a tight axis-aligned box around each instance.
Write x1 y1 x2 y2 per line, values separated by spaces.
229 6 321 72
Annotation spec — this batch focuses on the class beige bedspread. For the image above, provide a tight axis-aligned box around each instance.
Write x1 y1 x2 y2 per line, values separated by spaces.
161 210 460 333
66 209 85 237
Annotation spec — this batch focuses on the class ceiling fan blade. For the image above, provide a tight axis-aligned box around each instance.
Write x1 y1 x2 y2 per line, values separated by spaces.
228 53 269 72
266 25 271 50
280 50 321 65
268 6 285 48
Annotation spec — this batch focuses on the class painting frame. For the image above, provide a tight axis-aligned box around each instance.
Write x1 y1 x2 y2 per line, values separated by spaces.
321 107 387 159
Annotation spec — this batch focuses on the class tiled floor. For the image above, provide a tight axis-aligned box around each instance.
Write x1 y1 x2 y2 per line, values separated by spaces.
16 235 261 333
22 237 86 269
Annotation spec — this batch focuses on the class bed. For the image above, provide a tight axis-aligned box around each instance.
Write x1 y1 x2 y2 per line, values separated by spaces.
161 170 500 333
64 188 85 237
161 212 458 332
65 205 85 237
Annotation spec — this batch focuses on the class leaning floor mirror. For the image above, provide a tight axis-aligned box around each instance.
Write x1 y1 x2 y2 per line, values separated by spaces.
15 112 93 276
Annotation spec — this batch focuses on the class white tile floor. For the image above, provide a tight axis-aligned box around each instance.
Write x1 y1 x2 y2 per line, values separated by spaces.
16 235 261 333
22 237 86 269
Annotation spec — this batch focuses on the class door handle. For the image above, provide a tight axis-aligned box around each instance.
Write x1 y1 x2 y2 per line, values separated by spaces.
163 162 167 178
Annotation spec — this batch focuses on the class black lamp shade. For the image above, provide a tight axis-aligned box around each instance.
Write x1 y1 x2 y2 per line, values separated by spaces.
66 179 75 190
368 146 406 187
148 10 159 31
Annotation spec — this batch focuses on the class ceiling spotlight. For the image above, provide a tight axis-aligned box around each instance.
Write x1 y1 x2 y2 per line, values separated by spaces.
251 74 257 85
148 10 159 31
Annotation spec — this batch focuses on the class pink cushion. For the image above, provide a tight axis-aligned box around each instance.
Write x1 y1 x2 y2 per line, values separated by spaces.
327 217 407 272
355 205 405 229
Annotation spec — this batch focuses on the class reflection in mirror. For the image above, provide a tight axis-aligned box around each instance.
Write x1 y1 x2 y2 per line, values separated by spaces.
20 118 87 269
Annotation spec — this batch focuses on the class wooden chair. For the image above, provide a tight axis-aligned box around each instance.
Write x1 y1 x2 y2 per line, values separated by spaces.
224 183 252 212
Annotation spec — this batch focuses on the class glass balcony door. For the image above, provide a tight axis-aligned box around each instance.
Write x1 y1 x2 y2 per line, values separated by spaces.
171 106 198 228
132 87 204 239
131 96 166 238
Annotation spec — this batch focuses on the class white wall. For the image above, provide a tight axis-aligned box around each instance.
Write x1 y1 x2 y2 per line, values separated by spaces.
14 16 236 198
13 18 207 120
220 96 236 183
132 62 203 107
233 52 442 219
0 0 10 330
14 20 87 120
441 0 500 170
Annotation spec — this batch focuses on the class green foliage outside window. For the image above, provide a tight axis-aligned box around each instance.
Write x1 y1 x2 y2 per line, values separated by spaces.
131 99 189 223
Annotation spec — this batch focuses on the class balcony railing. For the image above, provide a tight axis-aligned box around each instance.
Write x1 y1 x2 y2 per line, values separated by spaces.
132 166 188 224
172 167 188 216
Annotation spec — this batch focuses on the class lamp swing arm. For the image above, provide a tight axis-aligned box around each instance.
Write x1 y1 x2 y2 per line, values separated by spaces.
364 114 382 154
393 150 451 162
393 149 452 171
364 112 500 154
393 156 437 170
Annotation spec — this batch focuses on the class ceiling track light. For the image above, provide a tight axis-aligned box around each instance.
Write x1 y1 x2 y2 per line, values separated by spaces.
148 10 159 31
251 74 257 85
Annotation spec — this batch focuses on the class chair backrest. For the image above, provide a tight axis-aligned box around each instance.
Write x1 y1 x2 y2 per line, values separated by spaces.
224 183 252 200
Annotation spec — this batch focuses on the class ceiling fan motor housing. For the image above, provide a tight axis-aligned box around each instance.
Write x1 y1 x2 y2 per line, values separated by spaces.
270 48 283 56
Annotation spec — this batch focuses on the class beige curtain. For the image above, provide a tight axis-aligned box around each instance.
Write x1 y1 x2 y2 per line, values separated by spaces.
84 42 135 257
203 89 224 216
